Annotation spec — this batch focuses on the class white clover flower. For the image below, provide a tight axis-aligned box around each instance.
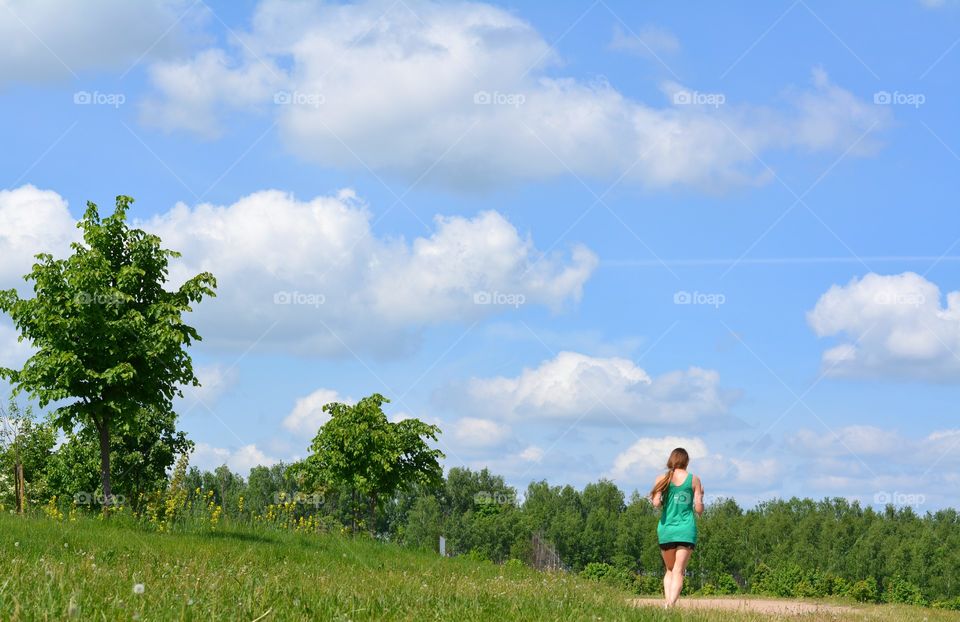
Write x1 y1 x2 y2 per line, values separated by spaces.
133 583 145 595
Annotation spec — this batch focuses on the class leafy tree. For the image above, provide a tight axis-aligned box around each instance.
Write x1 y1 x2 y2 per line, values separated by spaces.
0 397 57 507
295 394 443 533
45 406 192 506
0 196 215 505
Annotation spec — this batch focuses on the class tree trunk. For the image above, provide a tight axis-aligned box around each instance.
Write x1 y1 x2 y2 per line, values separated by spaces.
95 418 113 511
14 462 25 514
369 491 378 536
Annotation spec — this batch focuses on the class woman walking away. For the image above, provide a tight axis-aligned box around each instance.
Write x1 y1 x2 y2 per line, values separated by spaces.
649 447 704 608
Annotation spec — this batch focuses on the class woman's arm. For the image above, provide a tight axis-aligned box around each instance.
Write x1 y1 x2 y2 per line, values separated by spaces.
693 475 705 516
650 474 667 508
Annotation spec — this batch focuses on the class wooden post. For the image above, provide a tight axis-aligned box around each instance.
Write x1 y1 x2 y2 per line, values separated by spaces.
14 462 25 514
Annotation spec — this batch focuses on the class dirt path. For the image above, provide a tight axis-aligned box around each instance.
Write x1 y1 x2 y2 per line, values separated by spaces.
631 597 853 616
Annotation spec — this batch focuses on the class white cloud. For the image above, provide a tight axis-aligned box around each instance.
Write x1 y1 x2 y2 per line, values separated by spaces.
144 188 595 356
519 445 544 463
282 388 352 435
3 184 589 358
451 417 511 448
0 0 204 83
463 351 735 425
178 363 239 409
808 272 960 380
191 442 277 474
609 24 680 57
608 435 779 493
0 185 77 288
610 436 708 480
143 0 889 190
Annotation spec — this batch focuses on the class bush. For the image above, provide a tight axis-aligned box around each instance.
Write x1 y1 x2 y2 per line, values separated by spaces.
502 558 525 570
883 576 926 606
579 562 634 591
633 574 662 595
714 573 740 595
849 577 879 603
932 597 960 611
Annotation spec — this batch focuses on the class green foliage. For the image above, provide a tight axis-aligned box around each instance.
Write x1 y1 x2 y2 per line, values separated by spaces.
404 494 442 551
296 394 443 533
850 577 880 603
0 397 57 505
579 562 634 590
0 196 215 501
43 406 192 506
884 576 927 606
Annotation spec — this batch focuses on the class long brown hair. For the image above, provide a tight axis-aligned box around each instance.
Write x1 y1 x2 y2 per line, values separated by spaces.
649 447 690 498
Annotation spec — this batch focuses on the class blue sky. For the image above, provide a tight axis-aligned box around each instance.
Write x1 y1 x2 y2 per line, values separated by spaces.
2 0 960 510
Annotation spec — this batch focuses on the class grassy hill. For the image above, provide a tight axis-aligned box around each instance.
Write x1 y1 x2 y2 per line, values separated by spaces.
0 513 957 621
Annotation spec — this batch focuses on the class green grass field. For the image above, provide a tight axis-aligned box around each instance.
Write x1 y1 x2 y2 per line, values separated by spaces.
1 513 957 621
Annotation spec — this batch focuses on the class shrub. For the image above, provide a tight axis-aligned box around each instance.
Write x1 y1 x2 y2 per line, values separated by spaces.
633 574 662 595
579 562 634 591
714 573 739 595
883 576 927 606
849 577 879 603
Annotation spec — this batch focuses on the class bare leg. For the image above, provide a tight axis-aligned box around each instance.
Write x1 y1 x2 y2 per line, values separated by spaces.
668 546 693 606
660 547 676 607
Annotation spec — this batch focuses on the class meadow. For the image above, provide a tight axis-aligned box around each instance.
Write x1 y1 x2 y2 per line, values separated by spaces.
1 512 957 621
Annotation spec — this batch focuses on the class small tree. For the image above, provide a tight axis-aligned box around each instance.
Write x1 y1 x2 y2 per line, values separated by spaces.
296 393 443 533
0 196 215 506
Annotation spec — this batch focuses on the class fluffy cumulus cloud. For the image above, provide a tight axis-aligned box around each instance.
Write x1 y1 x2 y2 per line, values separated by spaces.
144 188 595 356
608 435 781 493
282 388 352 435
808 272 960 380
142 0 890 190
0 185 77 287
191 442 277 474
0 0 204 83
462 351 735 425
451 417 512 449
0 184 593 358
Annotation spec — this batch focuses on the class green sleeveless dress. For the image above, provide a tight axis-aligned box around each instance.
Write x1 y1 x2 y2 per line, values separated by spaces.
657 472 697 544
